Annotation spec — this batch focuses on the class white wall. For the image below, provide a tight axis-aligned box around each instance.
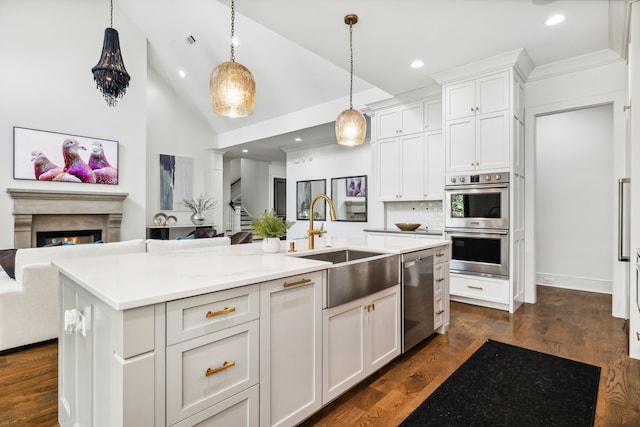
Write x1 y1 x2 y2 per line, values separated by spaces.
240 158 270 217
286 142 371 239
146 67 220 229
535 105 613 292
0 0 148 247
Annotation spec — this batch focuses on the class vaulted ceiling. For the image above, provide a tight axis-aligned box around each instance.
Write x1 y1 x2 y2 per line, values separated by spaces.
117 0 627 162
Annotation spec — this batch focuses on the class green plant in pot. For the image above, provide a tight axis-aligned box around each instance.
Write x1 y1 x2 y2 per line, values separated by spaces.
251 210 294 253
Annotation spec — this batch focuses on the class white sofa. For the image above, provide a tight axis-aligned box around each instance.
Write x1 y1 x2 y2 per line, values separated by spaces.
0 237 231 352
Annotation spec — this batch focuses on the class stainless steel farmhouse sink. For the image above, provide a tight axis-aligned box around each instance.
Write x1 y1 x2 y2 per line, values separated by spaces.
292 249 400 307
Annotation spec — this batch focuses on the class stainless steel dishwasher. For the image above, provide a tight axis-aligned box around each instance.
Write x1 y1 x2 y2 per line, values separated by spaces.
402 249 434 353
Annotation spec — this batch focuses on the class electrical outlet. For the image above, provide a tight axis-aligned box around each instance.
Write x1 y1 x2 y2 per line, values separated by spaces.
543 277 553 284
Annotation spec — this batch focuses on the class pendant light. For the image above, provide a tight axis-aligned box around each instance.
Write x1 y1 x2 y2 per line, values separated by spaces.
336 14 366 146
91 0 131 107
210 0 256 117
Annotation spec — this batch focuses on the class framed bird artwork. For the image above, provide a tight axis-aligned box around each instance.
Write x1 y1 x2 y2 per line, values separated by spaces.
13 126 119 185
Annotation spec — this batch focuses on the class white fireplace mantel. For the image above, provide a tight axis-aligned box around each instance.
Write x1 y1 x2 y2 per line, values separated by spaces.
7 188 128 248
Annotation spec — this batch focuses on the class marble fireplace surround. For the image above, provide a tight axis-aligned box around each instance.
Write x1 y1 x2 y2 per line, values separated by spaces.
7 188 128 248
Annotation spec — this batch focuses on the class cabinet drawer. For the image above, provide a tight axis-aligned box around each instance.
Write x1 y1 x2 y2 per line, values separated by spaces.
450 274 509 304
171 384 259 427
434 263 448 295
433 245 450 263
167 285 259 345
434 294 445 329
167 320 259 425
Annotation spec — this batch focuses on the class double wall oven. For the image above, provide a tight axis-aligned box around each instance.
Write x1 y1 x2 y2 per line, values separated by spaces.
445 172 509 278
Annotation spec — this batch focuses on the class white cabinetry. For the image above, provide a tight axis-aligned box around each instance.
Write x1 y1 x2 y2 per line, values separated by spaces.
260 272 323 427
377 98 444 201
376 102 424 139
322 285 401 404
433 246 450 333
444 71 510 173
166 285 260 426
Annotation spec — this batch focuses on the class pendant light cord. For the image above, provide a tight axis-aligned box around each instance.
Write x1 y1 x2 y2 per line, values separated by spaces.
349 23 354 109
230 0 236 62
110 0 113 28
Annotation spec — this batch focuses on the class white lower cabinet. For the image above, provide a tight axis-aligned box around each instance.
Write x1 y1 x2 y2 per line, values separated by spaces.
171 385 259 427
322 284 401 404
260 272 323 427
166 320 260 425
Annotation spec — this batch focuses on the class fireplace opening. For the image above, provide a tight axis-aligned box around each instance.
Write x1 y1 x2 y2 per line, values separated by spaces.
36 230 103 247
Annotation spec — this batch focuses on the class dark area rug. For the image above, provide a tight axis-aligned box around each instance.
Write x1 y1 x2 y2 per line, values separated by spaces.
400 339 600 427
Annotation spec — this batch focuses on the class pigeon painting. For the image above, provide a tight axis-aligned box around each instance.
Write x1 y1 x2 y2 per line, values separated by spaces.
53 139 96 183
89 142 118 185
31 150 63 181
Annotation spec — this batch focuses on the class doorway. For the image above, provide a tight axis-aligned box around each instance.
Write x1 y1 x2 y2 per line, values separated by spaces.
274 178 286 218
535 104 614 293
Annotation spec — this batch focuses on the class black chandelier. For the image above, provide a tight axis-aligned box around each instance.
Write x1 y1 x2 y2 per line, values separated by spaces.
91 0 131 107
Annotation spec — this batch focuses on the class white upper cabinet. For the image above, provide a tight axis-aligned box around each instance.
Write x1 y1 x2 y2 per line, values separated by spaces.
445 71 509 121
376 102 424 139
424 98 443 132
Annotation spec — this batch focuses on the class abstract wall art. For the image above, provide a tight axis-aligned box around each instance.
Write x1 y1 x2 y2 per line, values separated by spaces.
159 154 193 211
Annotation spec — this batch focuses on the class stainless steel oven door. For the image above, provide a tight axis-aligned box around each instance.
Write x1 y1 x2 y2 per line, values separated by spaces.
445 228 509 278
444 184 509 229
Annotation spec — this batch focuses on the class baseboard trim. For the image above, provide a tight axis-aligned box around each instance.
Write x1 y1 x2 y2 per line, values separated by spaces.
536 272 612 294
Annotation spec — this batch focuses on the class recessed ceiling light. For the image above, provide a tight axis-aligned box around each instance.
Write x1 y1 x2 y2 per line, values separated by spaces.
294 137 302 142
410 60 424 69
178 70 186 78
242 149 248 153
545 14 565 26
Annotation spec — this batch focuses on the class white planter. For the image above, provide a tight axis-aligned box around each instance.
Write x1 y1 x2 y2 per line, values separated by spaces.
262 237 281 253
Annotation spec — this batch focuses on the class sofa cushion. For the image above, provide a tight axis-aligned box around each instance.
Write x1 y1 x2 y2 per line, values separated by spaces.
146 236 231 253
0 249 17 279
14 239 147 284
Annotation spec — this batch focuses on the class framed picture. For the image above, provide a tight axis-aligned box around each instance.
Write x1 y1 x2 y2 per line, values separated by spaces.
332 175 368 222
345 176 366 197
159 154 193 211
13 126 119 185
296 179 326 220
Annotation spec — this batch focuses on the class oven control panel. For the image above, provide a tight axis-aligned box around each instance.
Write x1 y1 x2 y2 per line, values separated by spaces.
447 172 510 186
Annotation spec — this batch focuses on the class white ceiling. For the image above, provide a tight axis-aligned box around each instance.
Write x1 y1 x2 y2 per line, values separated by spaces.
117 0 626 162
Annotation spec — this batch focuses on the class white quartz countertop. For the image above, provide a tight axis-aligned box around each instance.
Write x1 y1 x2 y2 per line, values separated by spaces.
54 235 450 311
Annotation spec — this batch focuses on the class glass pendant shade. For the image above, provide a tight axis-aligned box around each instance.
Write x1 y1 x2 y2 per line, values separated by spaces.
336 107 367 146
210 61 256 117
91 27 130 107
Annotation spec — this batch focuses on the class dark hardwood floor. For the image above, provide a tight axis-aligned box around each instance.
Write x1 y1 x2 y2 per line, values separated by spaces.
1 286 639 426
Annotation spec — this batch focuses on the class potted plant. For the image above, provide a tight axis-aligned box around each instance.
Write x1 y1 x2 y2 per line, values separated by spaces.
182 194 218 225
250 210 294 253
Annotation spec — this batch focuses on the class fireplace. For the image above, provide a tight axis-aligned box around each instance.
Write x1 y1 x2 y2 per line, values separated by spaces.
7 189 128 248
36 229 103 247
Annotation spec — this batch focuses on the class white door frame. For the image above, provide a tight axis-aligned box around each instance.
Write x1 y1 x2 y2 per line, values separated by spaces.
524 90 629 318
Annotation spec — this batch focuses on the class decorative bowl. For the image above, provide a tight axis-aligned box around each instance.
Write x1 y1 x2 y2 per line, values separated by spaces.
395 223 421 231
153 212 167 226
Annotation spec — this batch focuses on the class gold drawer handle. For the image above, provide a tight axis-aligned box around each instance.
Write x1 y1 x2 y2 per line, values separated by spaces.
436 278 445 282
637 332 640 341
283 278 312 288
436 310 445 315
467 285 483 290
206 307 236 318
206 361 235 377
435 252 445 257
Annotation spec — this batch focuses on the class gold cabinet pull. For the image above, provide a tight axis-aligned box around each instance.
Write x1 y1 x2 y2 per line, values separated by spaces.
467 285 483 290
206 361 235 377
371 303 375 311
206 307 236 318
283 278 312 288
436 278 445 282
435 252 445 257
636 332 640 341
436 310 445 315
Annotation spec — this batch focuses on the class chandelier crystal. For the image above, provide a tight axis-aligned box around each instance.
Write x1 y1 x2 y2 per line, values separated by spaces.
210 0 256 117
91 0 131 107
336 14 366 146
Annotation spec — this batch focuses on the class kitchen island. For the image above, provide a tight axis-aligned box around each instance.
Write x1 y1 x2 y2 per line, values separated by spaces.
54 235 450 427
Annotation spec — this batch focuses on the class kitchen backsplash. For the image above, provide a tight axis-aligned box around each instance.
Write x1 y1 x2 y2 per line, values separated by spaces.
385 200 443 230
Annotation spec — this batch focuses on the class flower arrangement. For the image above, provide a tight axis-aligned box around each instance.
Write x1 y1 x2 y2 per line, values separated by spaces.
182 193 217 213
250 210 294 238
